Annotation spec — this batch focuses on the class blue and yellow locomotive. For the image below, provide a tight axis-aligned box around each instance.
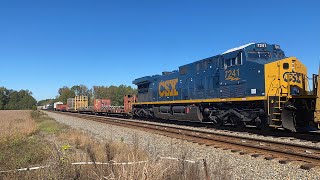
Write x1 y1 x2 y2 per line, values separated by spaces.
132 43 318 132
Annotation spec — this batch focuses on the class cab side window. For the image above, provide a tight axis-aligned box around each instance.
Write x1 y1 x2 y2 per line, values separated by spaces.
236 52 242 65
179 66 187 75
224 52 242 68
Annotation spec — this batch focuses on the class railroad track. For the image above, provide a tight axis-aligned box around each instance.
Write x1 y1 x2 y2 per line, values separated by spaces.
50 111 320 170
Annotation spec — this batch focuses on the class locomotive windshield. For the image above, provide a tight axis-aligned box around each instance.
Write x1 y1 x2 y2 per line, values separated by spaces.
247 51 270 59
137 83 150 94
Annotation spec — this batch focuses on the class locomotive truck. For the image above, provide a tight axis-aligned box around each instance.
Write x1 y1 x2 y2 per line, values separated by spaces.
132 43 319 132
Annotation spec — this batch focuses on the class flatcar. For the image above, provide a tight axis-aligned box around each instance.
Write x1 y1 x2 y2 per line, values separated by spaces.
132 43 319 132
65 95 137 116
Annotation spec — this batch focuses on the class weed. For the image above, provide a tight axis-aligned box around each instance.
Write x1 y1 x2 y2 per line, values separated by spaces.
0 110 234 179
105 142 115 161
0 137 50 170
32 110 68 134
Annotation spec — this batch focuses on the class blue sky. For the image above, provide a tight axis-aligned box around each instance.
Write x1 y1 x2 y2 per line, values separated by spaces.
0 0 319 100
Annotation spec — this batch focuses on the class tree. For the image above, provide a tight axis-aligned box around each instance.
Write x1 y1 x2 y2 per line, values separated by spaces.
71 84 89 96
54 84 137 106
58 86 75 104
18 90 37 109
0 87 9 109
92 85 137 106
0 87 36 110
37 98 56 106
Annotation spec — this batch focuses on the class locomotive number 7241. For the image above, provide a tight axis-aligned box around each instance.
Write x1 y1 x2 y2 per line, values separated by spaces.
225 69 240 81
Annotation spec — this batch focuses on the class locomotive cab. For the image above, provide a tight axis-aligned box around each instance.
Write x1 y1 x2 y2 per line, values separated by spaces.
222 43 316 131
220 43 286 99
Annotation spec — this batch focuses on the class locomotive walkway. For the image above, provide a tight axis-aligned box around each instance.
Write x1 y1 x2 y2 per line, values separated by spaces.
52 111 320 170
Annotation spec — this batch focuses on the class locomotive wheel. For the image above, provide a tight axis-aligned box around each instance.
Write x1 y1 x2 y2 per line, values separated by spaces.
213 119 223 127
209 116 222 127
236 121 246 129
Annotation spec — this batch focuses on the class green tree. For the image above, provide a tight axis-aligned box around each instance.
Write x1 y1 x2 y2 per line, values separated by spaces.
92 85 137 106
0 87 36 110
58 86 75 104
0 87 9 109
18 90 37 109
37 98 56 106
54 84 137 106
71 84 89 96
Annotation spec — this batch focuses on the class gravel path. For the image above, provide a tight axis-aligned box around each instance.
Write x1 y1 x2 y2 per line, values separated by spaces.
45 111 320 180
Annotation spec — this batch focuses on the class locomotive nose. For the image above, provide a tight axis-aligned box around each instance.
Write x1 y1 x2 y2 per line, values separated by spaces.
283 59 307 95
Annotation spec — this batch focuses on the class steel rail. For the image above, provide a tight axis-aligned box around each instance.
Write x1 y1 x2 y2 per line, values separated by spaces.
50 111 320 169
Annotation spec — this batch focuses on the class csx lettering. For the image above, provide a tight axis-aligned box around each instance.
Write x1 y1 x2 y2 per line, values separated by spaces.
283 72 301 83
159 79 179 97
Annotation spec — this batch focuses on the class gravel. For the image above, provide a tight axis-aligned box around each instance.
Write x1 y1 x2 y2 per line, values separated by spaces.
87 114 320 148
45 111 320 179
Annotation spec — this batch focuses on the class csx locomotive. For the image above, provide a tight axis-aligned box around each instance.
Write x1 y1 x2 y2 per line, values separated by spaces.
132 43 319 132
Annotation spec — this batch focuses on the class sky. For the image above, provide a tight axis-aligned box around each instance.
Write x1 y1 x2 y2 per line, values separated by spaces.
0 0 319 101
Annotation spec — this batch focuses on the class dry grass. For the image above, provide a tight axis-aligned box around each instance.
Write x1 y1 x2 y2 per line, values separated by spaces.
57 130 148 162
0 110 37 143
0 110 50 172
0 111 233 179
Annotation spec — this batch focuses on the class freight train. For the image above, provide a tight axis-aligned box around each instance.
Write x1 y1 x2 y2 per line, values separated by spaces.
54 95 137 117
53 43 320 132
131 43 320 132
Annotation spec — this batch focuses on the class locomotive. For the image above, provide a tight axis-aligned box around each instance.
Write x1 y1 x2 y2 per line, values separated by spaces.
132 43 319 132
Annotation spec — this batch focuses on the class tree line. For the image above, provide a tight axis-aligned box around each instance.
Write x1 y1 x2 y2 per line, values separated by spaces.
38 84 137 106
0 87 37 110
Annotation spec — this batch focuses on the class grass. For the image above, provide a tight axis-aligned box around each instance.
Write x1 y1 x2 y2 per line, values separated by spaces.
0 110 234 179
31 110 68 134
0 110 68 175
0 110 37 143
0 110 50 171
0 137 49 170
